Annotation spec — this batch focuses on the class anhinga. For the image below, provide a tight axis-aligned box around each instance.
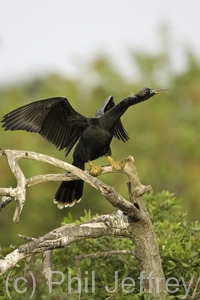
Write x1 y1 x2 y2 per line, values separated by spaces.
1 87 167 208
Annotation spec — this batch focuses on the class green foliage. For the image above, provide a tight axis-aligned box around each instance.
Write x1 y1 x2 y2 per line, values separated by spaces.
61 209 99 225
1 192 200 299
147 191 200 299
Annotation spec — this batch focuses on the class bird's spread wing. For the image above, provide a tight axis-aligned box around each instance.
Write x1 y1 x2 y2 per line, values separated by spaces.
94 96 129 142
2 97 88 155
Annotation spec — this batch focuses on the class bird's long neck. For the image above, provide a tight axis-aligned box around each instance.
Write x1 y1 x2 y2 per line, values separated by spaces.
99 93 147 127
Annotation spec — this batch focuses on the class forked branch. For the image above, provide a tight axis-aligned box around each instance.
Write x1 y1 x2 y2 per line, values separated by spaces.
0 148 150 222
0 148 166 297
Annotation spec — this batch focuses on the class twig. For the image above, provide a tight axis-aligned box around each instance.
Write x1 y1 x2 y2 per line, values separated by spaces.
42 250 53 283
18 234 36 241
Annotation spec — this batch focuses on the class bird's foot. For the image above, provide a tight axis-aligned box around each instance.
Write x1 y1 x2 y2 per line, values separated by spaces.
88 161 102 177
106 156 123 171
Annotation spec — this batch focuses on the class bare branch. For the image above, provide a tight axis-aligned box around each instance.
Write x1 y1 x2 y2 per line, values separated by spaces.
0 212 130 274
0 148 167 297
0 149 149 222
42 250 53 283
0 209 166 297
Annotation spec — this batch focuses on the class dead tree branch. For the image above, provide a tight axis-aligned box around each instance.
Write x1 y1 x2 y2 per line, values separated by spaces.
0 148 166 297
0 149 149 222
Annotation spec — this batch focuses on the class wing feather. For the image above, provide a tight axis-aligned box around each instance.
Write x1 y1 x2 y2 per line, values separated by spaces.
2 97 87 154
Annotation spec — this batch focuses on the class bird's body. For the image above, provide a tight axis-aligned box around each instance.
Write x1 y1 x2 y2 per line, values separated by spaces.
1 87 167 208
73 118 112 162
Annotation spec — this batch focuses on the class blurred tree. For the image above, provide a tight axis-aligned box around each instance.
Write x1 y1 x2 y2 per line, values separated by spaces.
0 36 200 246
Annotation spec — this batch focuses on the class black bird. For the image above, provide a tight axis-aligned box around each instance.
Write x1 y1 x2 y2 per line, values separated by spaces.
1 87 167 208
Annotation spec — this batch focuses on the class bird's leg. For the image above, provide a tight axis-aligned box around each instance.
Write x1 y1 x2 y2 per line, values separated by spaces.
106 156 123 171
88 161 102 177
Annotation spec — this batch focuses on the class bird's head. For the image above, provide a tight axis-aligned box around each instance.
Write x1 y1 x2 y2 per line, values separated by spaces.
136 87 168 100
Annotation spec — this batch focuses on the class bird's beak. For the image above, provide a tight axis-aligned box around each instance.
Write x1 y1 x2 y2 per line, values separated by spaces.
154 89 169 94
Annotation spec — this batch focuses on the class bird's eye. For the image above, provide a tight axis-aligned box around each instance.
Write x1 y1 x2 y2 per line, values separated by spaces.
150 89 154 94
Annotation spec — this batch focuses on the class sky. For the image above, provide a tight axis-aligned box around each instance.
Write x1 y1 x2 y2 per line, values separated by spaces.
0 0 200 85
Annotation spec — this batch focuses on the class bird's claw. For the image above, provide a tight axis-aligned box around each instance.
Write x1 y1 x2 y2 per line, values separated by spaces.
88 161 102 177
111 160 122 171
106 156 123 171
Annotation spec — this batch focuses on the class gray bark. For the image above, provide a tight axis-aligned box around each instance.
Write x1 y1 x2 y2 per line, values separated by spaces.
0 148 167 298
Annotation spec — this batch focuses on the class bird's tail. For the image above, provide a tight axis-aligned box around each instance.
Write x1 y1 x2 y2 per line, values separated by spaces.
54 161 84 209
